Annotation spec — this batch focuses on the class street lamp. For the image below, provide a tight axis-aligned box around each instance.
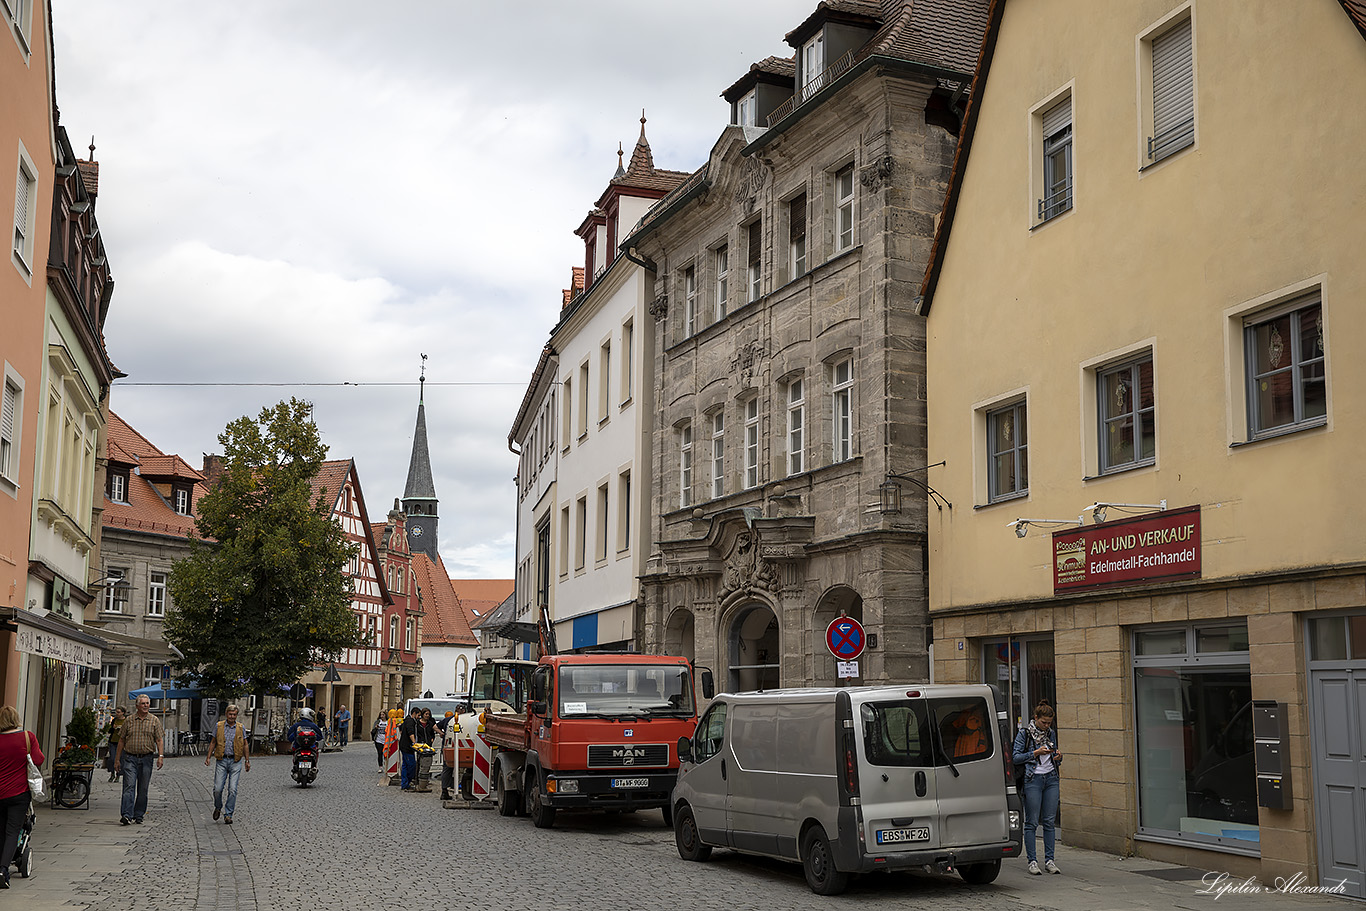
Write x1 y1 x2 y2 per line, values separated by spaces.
880 461 951 514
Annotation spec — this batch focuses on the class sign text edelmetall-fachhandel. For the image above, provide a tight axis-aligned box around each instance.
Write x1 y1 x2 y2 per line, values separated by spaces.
1052 505 1201 594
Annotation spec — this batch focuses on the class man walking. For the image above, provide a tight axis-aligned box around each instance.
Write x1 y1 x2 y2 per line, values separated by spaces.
333 704 351 748
113 694 164 826
203 704 251 824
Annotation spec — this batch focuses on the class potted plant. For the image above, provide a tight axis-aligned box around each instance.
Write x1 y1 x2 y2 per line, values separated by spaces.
54 707 101 768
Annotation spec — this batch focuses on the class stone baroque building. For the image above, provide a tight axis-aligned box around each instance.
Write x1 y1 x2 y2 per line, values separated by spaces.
623 0 987 690
920 0 1366 891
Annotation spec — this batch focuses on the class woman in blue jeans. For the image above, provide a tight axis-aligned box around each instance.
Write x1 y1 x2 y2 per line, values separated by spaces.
1012 700 1062 875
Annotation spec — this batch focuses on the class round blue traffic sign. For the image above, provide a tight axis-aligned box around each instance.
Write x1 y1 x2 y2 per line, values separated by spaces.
826 616 866 661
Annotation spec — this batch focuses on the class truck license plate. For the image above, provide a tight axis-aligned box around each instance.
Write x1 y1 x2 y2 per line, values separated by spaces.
611 777 648 789
876 826 930 844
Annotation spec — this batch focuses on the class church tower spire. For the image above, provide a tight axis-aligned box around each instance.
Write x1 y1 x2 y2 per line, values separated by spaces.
402 354 439 559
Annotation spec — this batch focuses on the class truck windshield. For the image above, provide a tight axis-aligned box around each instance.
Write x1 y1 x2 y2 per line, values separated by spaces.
470 662 533 712
557 664 693 717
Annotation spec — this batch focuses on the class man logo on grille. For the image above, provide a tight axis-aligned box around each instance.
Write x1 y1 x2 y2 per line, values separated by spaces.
613 746 647 766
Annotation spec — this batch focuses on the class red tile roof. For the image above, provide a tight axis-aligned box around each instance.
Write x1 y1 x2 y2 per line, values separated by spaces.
416 553 480 647
103 411 206 538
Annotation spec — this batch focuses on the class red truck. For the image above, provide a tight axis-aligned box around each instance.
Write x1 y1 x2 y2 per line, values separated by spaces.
483 653 713 828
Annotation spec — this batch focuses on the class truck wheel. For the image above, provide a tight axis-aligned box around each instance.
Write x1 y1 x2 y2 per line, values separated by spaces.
494 768 518 818
959 859 1001 885
673 805 711 862
801 826 850 896
527 780 556 828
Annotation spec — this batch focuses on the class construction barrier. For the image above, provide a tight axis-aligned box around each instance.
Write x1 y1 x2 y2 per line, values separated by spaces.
472 724 492 800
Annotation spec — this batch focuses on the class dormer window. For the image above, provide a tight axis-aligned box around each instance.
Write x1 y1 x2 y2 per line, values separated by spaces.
108 469 128 503
801 32 824 99
173 485 191 516
736 90 757 127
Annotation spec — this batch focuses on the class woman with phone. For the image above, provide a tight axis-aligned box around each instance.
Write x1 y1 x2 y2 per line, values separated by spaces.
1012 700 1062 875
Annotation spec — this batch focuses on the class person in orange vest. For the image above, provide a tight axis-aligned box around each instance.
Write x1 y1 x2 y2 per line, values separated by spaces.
203 704 251 824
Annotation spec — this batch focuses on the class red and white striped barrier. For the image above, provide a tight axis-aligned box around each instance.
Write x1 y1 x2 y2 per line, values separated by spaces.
471 726 492 800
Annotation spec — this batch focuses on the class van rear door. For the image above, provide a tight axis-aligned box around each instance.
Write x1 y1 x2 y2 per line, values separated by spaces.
855 695 941 851
927 692 1010 849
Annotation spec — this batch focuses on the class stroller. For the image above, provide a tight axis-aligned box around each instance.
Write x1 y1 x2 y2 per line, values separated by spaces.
8 802 34 879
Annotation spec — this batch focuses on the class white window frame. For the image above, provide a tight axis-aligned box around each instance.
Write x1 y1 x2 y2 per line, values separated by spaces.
620 319 634 405
744 398 760 490
679 423 693 509
575 496 588 570
174 487 190 516
834 165 855 253
405 618 415 651
577 361 589 440
599 339 611 424
831 359 853 463
102 567 127 613
144 664 168 708
595 482 609 563
802 31 825 99
747 220 762 303
12 144 37 278
737 89 757 127
986 399 1029 502
710 410 725 500
99 663 118 697
3 0 32 56
616 469 631 554
714 245 729 320
1140 6 1195 168
389 615 399 650
789 193 807 280
147 572 167 618
108 471 126 502
683 266 697 336
787 378 805 476
0 369 21 486
559 506 571 577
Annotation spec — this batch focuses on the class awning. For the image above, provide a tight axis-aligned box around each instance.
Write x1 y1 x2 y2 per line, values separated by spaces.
86 624 179 660
129 681 203 700
4 607 106 669
495 620 540 644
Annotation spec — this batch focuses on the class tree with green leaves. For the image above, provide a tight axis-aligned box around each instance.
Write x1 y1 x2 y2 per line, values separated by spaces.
166 399 362 700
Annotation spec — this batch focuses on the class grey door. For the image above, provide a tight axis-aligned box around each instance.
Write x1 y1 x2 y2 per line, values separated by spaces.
1310 669 1366 898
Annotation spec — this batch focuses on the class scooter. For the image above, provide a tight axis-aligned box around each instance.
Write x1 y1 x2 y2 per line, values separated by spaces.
291 730 319 787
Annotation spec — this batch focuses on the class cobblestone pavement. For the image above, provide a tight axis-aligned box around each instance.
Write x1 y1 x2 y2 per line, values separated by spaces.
30 746 1348 911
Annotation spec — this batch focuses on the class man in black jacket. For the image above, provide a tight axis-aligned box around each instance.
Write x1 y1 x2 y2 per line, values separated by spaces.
398 706 420 791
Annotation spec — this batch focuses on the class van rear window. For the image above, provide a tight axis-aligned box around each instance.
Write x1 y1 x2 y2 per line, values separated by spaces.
861 697 994 766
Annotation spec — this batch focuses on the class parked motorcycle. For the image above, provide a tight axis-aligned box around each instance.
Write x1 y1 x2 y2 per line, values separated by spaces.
291 730 319 787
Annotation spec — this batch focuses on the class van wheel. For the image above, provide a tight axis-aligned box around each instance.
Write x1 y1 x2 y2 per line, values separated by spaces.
494 767 518 818
527 779 556 828
674 806 711 862
801 826 850 895
959 859 1002 885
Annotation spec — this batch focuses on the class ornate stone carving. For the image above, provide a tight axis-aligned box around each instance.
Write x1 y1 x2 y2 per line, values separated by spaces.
719 530 780 600
734 157 768 208
859 155 895 189
729 340 765 385
647 295 668 319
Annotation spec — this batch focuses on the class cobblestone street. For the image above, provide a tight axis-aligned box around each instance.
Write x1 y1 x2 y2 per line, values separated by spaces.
20 746 1347 911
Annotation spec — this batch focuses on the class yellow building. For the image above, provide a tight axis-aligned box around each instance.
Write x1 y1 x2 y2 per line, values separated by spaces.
921 0 1366 890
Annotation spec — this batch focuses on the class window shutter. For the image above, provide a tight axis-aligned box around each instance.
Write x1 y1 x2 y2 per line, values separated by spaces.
1 382 14 443
789 194 807 241
748 221 761 268
1151 18 1194 157
1041 98 1071 140
13 172 29 246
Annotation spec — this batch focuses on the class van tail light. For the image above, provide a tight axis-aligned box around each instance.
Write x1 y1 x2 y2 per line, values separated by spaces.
842 733 860 799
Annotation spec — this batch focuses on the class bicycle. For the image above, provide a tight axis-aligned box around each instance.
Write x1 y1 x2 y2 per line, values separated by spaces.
51 766 91 809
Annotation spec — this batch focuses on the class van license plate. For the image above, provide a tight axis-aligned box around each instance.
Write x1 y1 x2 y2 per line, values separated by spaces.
611 777 648 789
876 826 930 844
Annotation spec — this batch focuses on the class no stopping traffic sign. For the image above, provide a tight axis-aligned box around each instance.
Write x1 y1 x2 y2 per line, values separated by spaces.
825 616 866 661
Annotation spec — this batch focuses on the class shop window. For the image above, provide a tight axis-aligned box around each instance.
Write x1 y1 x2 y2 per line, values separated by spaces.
1133 622 1256 849
981 637 1055 730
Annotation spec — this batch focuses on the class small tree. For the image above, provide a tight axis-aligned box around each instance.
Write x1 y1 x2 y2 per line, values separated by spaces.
166 399 362 699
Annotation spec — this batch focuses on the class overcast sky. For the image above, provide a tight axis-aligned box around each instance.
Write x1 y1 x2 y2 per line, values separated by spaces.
51 0 813 578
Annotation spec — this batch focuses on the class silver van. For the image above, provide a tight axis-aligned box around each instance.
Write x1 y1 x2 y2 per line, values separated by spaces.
672 684 1022 894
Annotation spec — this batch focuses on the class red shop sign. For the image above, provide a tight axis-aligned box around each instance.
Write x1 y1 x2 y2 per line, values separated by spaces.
1053 505 1201 594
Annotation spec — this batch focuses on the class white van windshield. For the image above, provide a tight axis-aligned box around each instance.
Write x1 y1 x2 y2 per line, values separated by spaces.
557 664 693 718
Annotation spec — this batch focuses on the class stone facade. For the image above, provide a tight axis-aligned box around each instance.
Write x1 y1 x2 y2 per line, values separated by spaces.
631 60 963 690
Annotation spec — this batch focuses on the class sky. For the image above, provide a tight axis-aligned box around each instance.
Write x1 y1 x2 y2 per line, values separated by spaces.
50 0 813 578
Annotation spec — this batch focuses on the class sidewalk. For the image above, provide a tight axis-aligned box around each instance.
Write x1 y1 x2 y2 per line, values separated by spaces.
20 771 159 911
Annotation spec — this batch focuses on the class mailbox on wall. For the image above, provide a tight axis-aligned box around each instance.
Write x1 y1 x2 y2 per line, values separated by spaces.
1253 700 1292 810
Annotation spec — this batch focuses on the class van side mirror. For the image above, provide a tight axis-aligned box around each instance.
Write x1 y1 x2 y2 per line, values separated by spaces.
528 700 547 716
699 669 715 699
678 736 693 764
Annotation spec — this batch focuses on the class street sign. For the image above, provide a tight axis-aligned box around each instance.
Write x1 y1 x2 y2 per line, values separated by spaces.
826 616 866 661
837 660 860 679
290 683 307 702
322 663 342 683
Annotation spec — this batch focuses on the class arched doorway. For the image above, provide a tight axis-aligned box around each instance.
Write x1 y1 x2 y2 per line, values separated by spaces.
665 608 696 662
814 586 863 683
727 603 780 692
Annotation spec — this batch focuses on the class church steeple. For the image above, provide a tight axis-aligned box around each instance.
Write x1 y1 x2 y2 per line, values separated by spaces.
402 355 439 560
